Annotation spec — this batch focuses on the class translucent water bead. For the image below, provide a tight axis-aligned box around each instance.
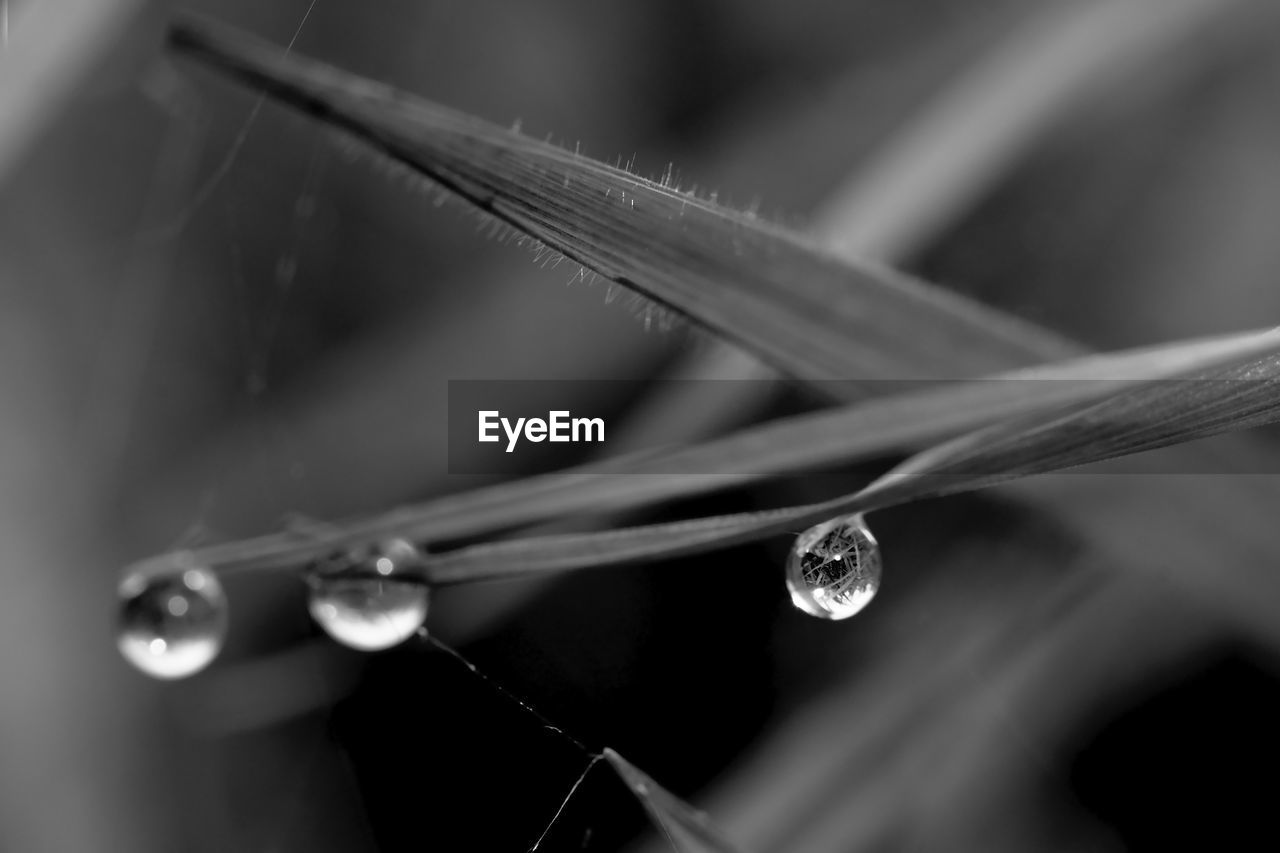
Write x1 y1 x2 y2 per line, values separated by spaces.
307 538 430 651
117 563 228 679
786 514 881 620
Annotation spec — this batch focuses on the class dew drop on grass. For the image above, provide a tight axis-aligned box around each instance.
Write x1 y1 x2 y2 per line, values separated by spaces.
117 564 228 679
307 538 430 651
786 514 881 620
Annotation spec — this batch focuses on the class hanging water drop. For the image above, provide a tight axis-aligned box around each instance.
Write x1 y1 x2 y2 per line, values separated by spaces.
786 513 881 620
117 562 228 679
307 538 430 651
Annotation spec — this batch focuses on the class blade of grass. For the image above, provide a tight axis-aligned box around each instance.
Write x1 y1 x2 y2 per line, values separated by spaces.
603 749 745 853
362 327 1275 538
120 326 1280 584
858 343 1280 506
650 0 1255 430
166 14 1080 387
652 0 1242 415
118 327 1272 580
615 0 1260 542
418 334 1280 582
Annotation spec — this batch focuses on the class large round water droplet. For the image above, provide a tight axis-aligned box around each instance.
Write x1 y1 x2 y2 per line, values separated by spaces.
117 563 228 679
786 513 881 620
307 538 430 651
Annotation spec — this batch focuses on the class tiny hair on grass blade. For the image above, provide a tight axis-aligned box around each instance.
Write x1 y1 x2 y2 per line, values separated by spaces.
165 13 1078 391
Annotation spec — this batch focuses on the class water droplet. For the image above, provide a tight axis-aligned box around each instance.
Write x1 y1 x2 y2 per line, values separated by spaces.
786 514 881 620
307 538 430 651
117 563 228 679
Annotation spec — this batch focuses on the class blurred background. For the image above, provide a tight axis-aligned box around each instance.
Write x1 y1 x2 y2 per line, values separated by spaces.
3 0 1280 849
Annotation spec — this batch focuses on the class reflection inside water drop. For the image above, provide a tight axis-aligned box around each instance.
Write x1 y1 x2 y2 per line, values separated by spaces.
117 564 228 679
307 538 430 651
786 513 881 620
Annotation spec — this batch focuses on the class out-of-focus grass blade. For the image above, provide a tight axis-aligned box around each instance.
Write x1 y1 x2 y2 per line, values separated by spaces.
421 333 1280 582
693 567 1209 853
166 14 1077 387
119 327 1271 581
0 0 145 181
603 749 745 853
814 0 1250 260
